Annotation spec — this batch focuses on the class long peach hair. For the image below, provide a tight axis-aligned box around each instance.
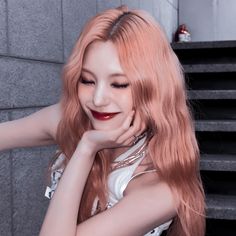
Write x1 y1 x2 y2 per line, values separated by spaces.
56 5 205 236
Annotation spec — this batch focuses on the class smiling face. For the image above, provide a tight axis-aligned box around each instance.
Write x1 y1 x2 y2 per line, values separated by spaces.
78 40 133 131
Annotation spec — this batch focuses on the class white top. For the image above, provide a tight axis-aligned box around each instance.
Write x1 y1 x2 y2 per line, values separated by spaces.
103 136 172 236
45 136 172 236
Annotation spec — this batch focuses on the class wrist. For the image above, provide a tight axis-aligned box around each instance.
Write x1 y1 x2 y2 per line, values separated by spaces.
75 139 97 159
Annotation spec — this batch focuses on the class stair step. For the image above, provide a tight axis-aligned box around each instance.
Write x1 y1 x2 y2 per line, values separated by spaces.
172 41 236 225
195 120 236 132
188 90 236 100
206 194 236 220
172 40 236 50
183 64 236 73
200 154 236 171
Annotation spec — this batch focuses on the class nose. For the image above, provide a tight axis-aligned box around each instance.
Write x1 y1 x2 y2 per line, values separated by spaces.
92 84 110 107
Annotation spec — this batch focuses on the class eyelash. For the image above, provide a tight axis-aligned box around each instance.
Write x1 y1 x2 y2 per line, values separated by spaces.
80 77 94 85
80 77 130 89
111 83 130 89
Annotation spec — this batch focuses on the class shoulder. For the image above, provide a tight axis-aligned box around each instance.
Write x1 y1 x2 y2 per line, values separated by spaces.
125 174 178 218
24 101 62 142
0 102 63 150
123 171 178 226
42 102 62 140
77 175 177 236
116 177 177 234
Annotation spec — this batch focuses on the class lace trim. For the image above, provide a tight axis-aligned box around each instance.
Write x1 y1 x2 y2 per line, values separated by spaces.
45 153 65 199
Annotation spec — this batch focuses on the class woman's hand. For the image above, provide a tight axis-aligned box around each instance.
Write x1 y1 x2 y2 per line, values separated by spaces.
78 110 146 155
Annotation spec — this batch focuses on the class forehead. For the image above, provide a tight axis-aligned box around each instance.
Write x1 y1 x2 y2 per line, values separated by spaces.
82 40 124 74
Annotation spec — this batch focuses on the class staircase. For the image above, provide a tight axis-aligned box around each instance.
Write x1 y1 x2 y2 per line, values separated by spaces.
172 41 236 236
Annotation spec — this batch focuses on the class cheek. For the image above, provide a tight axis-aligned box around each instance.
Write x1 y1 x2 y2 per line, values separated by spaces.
78 86 90 105
125 99 133 112
77 92 84 107
117 99 133 116
116 89 132 106
124 92 133 111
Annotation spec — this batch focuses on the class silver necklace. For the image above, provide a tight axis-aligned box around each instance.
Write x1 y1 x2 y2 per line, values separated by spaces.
111 142 147 170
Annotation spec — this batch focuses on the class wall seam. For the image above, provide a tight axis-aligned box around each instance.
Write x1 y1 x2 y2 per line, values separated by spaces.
166 0 178 10
151 0 154 16
213 0 218 41
61 0 65 62
5 0 9 54
0 105 51 111
177 0 179 28
96 0 98 13
0 54 63 65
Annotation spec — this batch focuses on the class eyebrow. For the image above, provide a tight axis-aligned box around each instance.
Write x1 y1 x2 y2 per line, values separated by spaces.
81 68 126 78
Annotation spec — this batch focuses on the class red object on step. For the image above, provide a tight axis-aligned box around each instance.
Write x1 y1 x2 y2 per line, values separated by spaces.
174 24 191 42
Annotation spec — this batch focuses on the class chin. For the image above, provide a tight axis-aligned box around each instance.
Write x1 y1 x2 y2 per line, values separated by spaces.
91 124 120 131
91 119 125 131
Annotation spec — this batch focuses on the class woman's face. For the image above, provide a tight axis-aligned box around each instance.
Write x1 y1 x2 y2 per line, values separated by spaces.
78 40 133 131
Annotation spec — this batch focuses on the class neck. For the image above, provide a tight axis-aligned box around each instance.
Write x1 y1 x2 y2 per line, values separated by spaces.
107 131 149 161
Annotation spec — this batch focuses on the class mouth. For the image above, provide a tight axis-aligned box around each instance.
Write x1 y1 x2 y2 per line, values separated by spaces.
90 109 121 121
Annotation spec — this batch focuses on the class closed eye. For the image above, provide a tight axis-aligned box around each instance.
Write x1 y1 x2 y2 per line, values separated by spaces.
111 83 130 89
80 77 95 85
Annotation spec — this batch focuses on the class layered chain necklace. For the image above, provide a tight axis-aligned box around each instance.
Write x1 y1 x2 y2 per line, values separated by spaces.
111 140 148 171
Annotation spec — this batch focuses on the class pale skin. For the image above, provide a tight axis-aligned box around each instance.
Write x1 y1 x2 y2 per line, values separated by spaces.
0 40 177 236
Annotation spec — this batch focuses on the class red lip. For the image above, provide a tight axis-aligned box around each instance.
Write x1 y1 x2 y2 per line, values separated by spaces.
90 110 120 121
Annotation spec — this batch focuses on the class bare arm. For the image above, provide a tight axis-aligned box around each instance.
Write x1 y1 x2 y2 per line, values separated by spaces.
0 103 62 151
39 111 177 236
75 181 176 236
39 139 96 236
40 140 176 236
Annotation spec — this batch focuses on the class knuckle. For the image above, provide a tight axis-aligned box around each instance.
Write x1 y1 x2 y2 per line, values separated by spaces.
116 138 122 145
122 126 129 132
110 136 117 142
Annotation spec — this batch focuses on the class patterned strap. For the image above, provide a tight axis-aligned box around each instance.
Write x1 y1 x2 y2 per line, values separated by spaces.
45 153 66 199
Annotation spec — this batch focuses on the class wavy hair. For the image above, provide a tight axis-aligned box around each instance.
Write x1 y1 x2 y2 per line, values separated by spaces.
56 5 205 236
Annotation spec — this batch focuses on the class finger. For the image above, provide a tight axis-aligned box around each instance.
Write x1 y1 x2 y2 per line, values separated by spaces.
122 110 136 130
121 118 147 145
135 121 146 137
130 111 147 137
109 110 135 141
123 136 135 146
118 110 142 141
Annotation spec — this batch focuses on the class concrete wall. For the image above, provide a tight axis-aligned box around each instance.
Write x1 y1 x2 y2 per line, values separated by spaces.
0 1 177 235
179 0 236 41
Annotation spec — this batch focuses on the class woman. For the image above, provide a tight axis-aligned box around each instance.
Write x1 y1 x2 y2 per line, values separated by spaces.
0 5 205 236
